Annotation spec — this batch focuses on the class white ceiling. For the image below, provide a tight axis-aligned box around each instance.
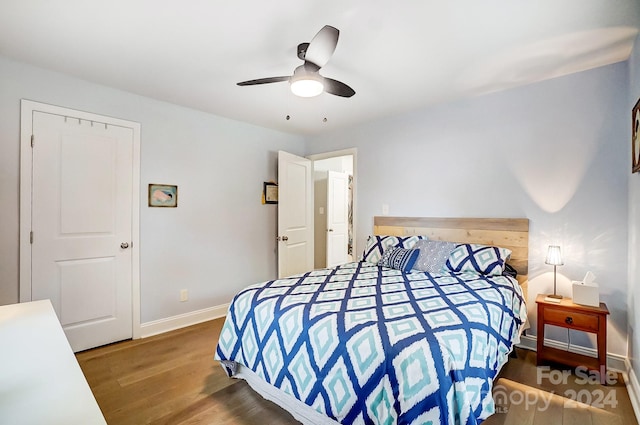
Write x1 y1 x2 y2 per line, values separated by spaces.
1 0 638 135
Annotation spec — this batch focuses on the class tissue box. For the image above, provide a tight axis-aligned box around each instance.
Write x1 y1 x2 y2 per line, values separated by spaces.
572 281 599 307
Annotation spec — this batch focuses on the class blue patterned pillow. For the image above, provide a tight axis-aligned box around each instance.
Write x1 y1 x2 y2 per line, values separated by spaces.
445 243 512 276
412 239 457 273
361 235 425 264
378 246 420 272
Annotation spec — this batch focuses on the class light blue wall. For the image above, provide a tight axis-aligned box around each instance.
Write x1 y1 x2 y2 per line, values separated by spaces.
628 32 640 386
307 62 630 356
0 55 305 322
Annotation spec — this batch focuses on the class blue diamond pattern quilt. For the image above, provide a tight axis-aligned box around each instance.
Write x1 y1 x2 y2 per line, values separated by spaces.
215 261 527 425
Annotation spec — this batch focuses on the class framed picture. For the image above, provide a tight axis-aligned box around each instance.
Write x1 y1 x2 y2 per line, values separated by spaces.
633 97 640 173
149 184 178 207
263 182 278 204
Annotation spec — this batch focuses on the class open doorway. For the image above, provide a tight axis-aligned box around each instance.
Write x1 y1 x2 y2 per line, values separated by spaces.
308 149 356 269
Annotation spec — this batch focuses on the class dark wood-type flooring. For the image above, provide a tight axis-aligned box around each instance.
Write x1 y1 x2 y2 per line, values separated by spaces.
76 318 638 425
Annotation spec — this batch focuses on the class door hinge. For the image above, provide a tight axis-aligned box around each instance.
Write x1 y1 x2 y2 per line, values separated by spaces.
30 231 33 244
30 134 34 147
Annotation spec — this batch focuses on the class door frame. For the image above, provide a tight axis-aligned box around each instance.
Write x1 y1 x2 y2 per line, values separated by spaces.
307 148 357 261
19 99 142 339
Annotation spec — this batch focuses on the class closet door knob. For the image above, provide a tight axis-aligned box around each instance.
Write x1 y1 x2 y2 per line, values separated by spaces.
120 242 130 249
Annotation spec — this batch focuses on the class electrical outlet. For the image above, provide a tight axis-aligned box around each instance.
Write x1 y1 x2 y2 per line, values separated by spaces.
180 289 188 302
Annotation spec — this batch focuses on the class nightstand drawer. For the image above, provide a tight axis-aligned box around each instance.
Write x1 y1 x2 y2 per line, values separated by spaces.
543 307 599 331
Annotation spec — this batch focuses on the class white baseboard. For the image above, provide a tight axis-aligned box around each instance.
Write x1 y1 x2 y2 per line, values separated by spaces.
625 359 640 422
517 334 627 372
139 303 229 338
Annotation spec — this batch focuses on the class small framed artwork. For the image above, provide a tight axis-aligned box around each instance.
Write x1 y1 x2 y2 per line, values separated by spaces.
149 184 178 207
633 97 640 173
263 182 278 204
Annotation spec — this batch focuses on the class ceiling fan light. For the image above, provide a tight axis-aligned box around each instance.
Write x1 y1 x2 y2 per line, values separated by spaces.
290 78 324 97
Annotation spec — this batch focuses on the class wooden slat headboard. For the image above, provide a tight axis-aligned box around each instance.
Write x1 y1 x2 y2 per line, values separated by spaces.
373 216 529 287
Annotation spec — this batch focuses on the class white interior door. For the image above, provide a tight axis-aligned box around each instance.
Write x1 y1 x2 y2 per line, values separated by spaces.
326 171 349 268
23 105 139 352
277 151 313 278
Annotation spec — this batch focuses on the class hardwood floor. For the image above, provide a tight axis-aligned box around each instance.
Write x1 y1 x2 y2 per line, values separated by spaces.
77 318 638 425
76 318 299 425
483 348 637 425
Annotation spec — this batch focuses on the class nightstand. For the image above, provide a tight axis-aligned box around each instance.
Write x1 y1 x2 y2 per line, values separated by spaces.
536 294 609 381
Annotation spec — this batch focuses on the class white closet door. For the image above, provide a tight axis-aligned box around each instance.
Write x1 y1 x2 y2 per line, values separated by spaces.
326 171 349 268
30 110 134 352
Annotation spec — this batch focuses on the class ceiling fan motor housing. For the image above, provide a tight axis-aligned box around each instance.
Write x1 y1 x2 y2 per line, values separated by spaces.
297 43 310 61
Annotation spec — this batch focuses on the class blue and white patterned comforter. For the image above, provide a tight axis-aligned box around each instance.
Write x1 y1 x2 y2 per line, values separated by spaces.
215 262 526 425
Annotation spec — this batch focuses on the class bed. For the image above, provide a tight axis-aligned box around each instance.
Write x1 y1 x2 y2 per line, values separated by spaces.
215 217 529 425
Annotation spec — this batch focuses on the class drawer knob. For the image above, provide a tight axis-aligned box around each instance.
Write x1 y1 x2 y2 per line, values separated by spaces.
565 316 573 325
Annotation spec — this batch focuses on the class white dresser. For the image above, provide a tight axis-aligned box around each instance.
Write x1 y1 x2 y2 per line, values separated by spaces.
0 300 107 425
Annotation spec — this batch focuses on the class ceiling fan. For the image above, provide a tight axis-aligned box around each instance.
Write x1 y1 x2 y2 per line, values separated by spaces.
237 25 355 98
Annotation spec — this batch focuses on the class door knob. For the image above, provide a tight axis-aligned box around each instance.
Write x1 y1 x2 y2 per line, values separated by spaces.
328 228 334 232
276 236 289 242
120 242 130 249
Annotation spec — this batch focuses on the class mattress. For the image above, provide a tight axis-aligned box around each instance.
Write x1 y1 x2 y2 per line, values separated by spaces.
215 261 527 425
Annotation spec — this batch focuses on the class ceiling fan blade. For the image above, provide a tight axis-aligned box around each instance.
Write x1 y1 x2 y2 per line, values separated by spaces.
237 76 290 86
304 25 339 68
323 77 355 98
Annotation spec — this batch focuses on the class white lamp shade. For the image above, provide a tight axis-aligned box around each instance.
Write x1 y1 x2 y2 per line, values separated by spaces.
290 78 323 97
290 65 324 97
545 245 564 266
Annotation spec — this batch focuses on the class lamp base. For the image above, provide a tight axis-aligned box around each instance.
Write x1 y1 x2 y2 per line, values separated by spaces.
544 294 563 303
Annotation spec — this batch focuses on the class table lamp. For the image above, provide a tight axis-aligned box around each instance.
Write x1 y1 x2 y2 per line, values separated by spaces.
545 245 563 301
